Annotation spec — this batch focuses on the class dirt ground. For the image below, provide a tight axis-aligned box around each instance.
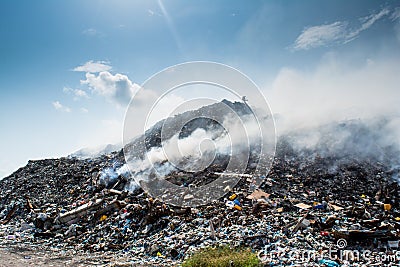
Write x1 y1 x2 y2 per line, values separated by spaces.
0 244 178 267
0 246 139 267
0 249 80 267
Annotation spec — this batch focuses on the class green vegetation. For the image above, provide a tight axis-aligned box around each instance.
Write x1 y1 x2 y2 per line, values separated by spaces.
182 245 261 267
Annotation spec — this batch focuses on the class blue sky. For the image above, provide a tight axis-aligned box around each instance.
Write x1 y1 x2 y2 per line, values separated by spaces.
1 0 400 177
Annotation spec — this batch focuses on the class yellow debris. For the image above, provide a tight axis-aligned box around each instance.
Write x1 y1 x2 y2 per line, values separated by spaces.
384 204 392 211
156 252 165 258
233 204 242 211
228 194 237 201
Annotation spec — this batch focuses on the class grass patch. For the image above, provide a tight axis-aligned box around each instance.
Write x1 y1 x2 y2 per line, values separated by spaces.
182 245 261 267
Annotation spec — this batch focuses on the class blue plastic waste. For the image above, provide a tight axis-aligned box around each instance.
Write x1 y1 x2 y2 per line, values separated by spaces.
314 204 325 209
319 259 340 267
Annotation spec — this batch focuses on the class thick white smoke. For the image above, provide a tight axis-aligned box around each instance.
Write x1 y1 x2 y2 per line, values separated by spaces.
118 112 265 188
110 55 400 189
266 55 400 133
263 54 400 180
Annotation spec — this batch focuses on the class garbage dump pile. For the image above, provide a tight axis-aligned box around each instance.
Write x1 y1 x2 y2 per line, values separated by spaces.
1 143 399 266
1 103 400 265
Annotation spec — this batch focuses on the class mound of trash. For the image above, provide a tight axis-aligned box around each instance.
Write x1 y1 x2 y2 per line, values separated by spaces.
1 101 400 266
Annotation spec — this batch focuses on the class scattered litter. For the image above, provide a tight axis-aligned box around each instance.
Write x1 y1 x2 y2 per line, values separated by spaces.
246 189 270 200
294 203 312 210
0 111 399 266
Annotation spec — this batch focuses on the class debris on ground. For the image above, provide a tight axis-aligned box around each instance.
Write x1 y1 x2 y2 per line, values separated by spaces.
1 102 400 266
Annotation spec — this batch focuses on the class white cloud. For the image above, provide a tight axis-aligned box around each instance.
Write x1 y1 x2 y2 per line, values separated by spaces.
75 89 88 97
52 101 71 112
293 8 390 50
345 7 390 41
63 87 89 100
363 7 390 26
73 61 112 73
293 21 347 50
73 60 158 108
81 71 141 106
80 107 89 113
391 7 400 21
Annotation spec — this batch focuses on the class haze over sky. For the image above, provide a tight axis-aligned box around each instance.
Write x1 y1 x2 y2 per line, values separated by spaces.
1 1 400 178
